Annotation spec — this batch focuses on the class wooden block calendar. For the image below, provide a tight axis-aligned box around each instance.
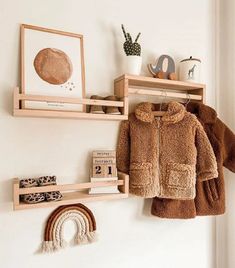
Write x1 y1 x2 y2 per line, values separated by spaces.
92 150 117 178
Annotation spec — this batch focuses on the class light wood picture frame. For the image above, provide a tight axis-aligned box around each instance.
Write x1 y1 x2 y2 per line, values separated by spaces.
20 24 86 111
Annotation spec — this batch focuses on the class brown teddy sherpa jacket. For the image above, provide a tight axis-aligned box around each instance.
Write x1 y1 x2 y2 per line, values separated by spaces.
152 102 235 218
117 101 218 200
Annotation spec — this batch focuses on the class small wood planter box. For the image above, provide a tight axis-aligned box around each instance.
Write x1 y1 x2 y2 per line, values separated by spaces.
13 172 129 210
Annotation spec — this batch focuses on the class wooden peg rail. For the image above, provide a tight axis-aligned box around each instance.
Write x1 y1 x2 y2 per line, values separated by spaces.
13 172 129 210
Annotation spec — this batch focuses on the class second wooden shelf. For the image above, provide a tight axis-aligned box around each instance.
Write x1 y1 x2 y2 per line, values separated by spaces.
13 172 129 210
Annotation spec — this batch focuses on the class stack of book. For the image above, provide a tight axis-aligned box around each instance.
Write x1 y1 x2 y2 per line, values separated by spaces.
89 150 120 194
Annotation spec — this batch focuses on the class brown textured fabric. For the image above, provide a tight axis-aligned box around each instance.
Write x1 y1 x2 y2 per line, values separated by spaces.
152 102 235 218
117 101 218 200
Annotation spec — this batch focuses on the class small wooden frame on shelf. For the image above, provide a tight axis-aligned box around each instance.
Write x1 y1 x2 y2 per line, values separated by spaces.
13 172 129 210
13 87 128 121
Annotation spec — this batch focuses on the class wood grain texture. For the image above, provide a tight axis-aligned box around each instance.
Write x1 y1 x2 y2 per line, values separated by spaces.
13 178 20 208
18 180 124 194
128 87 202 101
12 172 129 210
118 172 129 194
20 24 86 111
15 89 124 107
21 24 83 39
13 73 205 120
115 74 205 91
14 192 128 210
13 87 127 120
114 74 205 104
13 108 128 121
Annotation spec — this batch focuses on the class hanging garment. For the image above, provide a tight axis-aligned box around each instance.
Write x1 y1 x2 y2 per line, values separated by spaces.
151 102 235 218
117 101 218 199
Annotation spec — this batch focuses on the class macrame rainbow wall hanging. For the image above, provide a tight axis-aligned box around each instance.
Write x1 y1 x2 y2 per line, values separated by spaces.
41 204 97 253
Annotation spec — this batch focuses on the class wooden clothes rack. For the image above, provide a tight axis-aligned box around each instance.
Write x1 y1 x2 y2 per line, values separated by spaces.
114 74 205 116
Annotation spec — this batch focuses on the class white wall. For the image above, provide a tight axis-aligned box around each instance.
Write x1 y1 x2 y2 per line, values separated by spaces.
0 1 216 268
216 1 235 267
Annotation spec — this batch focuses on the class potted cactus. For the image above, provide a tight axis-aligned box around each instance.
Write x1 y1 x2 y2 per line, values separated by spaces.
121 24 142 75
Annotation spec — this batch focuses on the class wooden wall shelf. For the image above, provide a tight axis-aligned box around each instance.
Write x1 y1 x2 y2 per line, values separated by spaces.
13 87 128 121
13 75 205 120
13 172 129 210
114 74 205 115
11 75 206 210
115 74 206 91
14 108 127 121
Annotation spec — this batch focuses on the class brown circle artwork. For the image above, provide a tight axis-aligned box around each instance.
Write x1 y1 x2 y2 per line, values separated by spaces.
34 48 73 85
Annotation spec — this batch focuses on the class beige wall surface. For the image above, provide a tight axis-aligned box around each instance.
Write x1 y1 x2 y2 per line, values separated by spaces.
0 1 216 268
216 1 235 268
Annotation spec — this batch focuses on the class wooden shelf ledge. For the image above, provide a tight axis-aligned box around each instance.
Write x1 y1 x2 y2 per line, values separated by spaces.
13 172 129 210
114 74 205 108
16 191 128 210
13 87 128 121
13 109 128 121
13 74 205 121
15 89 124 107
114 74 205 116
115 74 205 91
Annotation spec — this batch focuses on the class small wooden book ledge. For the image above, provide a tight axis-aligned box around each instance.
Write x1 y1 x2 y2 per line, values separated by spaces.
13 87 128 121
13 172 129 210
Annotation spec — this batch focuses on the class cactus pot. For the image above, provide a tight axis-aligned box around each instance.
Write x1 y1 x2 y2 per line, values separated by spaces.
125 55 142 75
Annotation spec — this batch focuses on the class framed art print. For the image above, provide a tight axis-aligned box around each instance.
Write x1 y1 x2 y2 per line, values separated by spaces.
21 24 85 111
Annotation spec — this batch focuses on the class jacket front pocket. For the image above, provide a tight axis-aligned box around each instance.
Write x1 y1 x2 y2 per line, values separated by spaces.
166 163 195 189
130 162 152 187
204 179 219 203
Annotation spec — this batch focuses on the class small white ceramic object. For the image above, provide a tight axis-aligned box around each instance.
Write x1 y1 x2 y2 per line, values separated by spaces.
179 56 201 83
126 55 142 75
